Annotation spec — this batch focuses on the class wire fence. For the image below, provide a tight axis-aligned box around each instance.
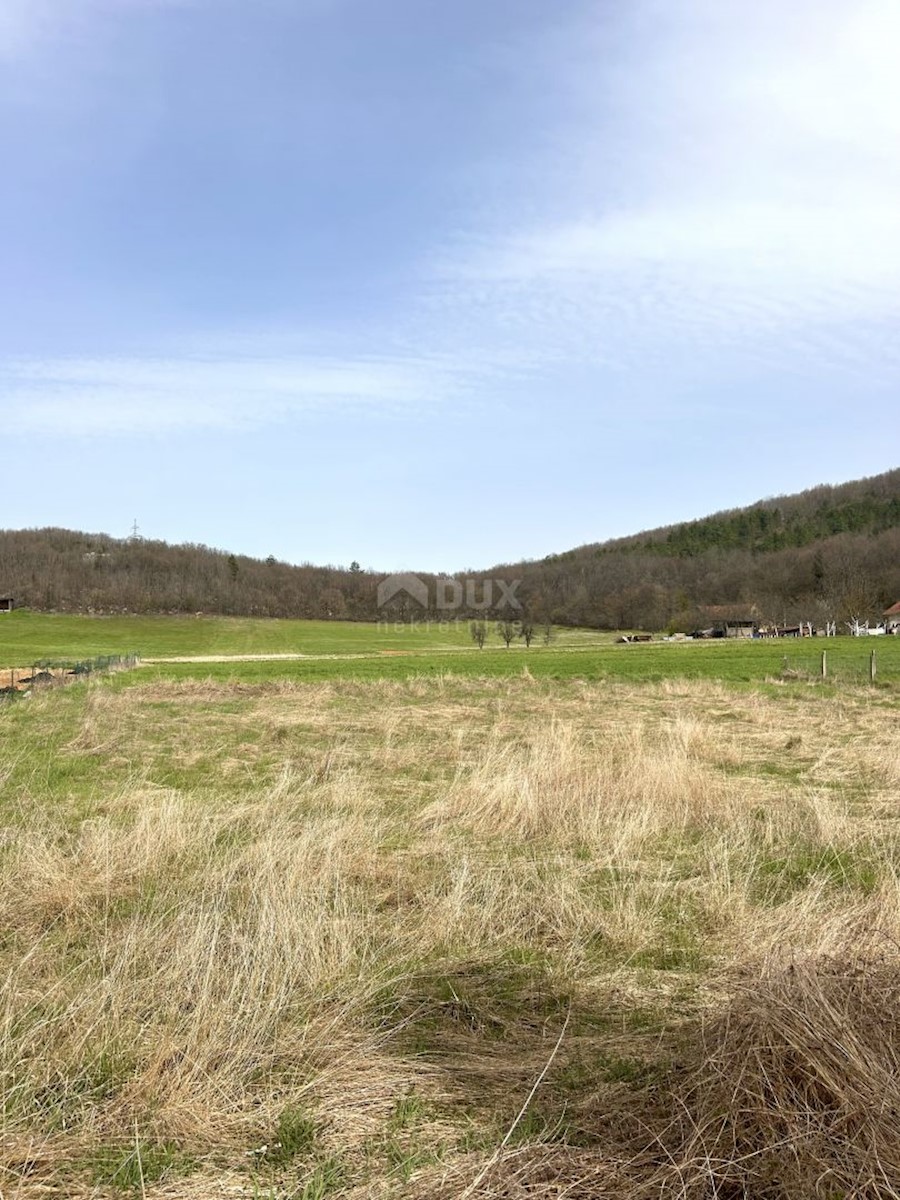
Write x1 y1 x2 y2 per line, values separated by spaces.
0 653 141 702
768 646 885 687
0 643 897 698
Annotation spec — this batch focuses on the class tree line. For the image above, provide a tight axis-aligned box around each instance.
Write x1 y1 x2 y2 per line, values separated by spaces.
1 470 899 629
496 470 900 630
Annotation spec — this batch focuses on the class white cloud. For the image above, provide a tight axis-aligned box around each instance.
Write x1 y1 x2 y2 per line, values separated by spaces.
460 204 900 282
5 0 900 442
430 0 900 380
0 353 458 436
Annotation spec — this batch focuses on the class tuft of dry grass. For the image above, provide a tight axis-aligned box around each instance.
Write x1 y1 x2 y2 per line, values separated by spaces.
667 947 900 1198
423 719 738 849
415 946 900 1200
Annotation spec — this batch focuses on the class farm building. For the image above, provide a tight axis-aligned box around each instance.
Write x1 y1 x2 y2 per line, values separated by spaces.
0 597 13 613
699 605 759 638
884 601 900 632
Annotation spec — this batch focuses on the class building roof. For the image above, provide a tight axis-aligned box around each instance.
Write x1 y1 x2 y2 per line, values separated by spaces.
884 601 900 617
700 604 758 622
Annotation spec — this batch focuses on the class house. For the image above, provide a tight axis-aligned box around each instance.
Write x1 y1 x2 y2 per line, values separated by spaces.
0 597 13 613
884 602 900 633
699 604 759 638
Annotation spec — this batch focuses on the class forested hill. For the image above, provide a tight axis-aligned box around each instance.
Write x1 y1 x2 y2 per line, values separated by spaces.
495 468 900 629
0 529 381 620
593 469 900 558
1 469 899 628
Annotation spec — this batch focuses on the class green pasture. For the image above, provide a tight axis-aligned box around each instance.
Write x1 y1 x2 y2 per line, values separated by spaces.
2 609 899 688
0 610 612 660
132 637 900 687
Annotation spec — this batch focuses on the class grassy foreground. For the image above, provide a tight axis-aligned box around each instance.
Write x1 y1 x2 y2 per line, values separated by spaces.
2 669 900 1197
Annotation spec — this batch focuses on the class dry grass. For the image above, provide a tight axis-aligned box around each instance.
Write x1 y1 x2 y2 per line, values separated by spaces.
0 674 898 1197
670 946 900 1198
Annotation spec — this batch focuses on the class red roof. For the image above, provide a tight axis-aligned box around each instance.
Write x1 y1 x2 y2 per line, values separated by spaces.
884 601 900 616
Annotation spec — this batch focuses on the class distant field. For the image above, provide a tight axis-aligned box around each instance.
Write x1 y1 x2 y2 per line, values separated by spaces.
0 610 611 659
3 609 900 688
134 637 900 688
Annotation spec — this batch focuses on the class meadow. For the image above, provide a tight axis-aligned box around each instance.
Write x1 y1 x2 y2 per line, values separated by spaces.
2 615 900 1197
3 609 899 687
0 611 615 660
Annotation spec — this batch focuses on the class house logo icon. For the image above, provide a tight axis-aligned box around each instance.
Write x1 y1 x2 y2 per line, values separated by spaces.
377 573 429 610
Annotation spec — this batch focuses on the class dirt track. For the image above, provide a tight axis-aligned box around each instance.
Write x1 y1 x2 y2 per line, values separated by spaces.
1 656 417 687
138 651 422 664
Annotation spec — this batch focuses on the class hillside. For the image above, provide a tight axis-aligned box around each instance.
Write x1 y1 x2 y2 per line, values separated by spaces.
594 469 900 557
497 468 900 629
0 528 380 620
1 469 899 628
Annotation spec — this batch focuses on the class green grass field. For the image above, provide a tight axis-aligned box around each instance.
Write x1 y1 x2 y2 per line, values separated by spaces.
134 638 900 688
2 609 898 687
0 609 616 657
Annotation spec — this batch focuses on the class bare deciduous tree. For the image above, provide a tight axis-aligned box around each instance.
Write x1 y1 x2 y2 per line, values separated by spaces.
497 620 517 648
470 620 487 649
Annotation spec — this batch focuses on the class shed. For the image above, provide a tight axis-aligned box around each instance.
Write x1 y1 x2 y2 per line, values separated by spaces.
0 597 13 613
700 604 759 638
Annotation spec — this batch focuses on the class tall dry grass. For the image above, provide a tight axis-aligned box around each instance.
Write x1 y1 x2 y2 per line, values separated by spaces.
0 675 898 1197
424 715 855 852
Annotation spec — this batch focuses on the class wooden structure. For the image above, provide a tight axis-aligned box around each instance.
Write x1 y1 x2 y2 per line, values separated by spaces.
699 605 759 638
0 597 13 613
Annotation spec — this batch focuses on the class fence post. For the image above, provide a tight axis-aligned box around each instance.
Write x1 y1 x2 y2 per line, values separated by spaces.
870 649 877 683
821 650 827 679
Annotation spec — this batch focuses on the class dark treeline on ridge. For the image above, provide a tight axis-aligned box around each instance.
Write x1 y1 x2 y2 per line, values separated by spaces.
493 468 900 630
2 469 899 629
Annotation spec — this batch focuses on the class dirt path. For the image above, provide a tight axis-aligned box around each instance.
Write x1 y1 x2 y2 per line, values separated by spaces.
138 651 422 663
138 644 606 665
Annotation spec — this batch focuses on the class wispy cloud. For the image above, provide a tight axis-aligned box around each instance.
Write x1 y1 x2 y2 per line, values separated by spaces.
429 0 900 381
4 0 900 443
0 353 461 436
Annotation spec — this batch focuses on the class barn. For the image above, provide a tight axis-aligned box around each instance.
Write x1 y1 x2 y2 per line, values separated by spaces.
699 604 759 638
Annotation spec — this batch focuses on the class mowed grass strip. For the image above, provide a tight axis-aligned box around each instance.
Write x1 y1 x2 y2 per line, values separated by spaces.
2 672 900 1197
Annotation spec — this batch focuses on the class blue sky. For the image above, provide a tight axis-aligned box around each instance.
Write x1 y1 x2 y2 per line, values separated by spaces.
1 0 899 571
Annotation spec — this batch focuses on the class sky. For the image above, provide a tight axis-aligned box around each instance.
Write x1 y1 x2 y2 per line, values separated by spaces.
1 0 899 572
